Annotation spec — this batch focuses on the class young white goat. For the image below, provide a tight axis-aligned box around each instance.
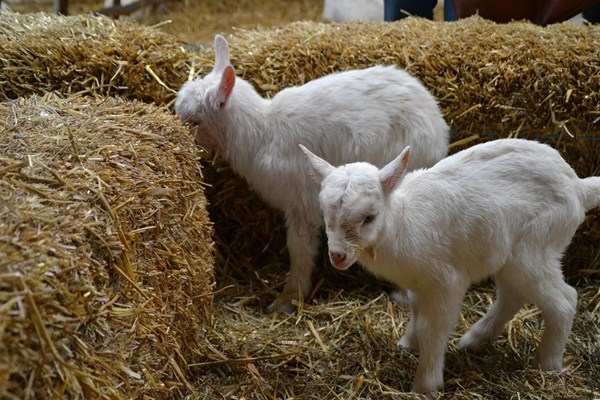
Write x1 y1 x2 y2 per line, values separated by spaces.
301 138 600 394
175 35 449 313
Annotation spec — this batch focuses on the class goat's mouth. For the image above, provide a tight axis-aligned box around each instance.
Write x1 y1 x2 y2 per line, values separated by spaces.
189 125 206 147
329 255 356 271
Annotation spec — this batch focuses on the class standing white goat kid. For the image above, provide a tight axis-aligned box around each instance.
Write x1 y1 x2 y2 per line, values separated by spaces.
175 35 449 313
301 138 600 394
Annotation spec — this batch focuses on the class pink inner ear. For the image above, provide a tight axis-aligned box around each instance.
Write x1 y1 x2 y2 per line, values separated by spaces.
401 147 410 169
218 65 236 109
381 147 410 193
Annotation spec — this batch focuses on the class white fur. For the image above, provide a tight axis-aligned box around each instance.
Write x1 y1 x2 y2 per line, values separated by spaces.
175 35 449 314
322 0 383 21
303 138 600 394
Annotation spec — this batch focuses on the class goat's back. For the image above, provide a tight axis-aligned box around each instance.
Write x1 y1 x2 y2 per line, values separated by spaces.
269 65 449 169
383 139 588 282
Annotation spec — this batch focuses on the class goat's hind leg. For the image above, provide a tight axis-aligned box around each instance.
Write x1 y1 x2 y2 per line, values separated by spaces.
484 253 577 371
527 267 577 371
458 268 524 352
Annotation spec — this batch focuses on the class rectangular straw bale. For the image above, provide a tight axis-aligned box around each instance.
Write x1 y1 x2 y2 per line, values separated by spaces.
0 93 214 400
0 11 187 104
186 17 599 280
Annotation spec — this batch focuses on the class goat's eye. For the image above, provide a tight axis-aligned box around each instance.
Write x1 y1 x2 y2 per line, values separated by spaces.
363 214 376 224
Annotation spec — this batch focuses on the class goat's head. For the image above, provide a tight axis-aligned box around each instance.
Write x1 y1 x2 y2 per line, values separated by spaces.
300 145 411 270
174 35 235 151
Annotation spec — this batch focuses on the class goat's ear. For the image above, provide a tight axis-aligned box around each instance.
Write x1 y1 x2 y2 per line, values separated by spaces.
299 145 335 184
210 65 236 110
213 34 230 73
379 146 410 195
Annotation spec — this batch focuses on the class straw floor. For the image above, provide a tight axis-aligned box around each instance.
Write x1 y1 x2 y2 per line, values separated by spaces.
191 266 599 399
142 0 325 45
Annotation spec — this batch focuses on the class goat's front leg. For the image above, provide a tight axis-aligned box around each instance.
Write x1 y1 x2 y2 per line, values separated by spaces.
398 290 420 352
266 211 321 314
390 286 410 307
411 285 465 395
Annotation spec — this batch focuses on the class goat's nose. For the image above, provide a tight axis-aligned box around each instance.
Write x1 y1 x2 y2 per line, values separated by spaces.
329 251 346 265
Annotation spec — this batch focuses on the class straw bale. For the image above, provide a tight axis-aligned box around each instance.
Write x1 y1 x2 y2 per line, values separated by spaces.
0 11 186 104
195 17 599 138
187 17 600 282
0 93 214 399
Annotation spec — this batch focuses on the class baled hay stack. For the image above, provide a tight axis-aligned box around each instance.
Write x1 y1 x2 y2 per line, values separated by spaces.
0 93 214 399
225 18 599 139
0 12 187 104
182 18 599 286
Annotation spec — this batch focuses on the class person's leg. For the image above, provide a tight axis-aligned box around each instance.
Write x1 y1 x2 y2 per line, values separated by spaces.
384 0 438 21
384 0 406 21
444 0 457 21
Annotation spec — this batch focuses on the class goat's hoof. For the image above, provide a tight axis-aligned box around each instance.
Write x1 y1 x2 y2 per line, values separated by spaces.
457 332 486 353
411 382 441 398
266 293 297 315
532 353 563 371
389 288 409 307
398 335 419 352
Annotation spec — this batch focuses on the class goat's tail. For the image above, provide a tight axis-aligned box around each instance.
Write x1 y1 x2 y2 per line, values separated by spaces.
582 176 600 211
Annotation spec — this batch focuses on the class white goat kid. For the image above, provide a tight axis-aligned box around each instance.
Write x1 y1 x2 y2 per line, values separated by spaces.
302 138 600 394
175 35 449 313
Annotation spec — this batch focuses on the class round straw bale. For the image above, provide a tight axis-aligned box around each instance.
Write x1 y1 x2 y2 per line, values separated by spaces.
186 17 599 282
0 11 187 104
0 93 214 399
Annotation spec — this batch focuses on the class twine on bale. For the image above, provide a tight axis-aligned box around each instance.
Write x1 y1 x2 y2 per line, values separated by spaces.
0 93 214 400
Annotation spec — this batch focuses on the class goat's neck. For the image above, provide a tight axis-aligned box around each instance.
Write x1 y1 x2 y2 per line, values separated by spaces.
377 195 410 253
359 194 421 288
221 88 271 175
